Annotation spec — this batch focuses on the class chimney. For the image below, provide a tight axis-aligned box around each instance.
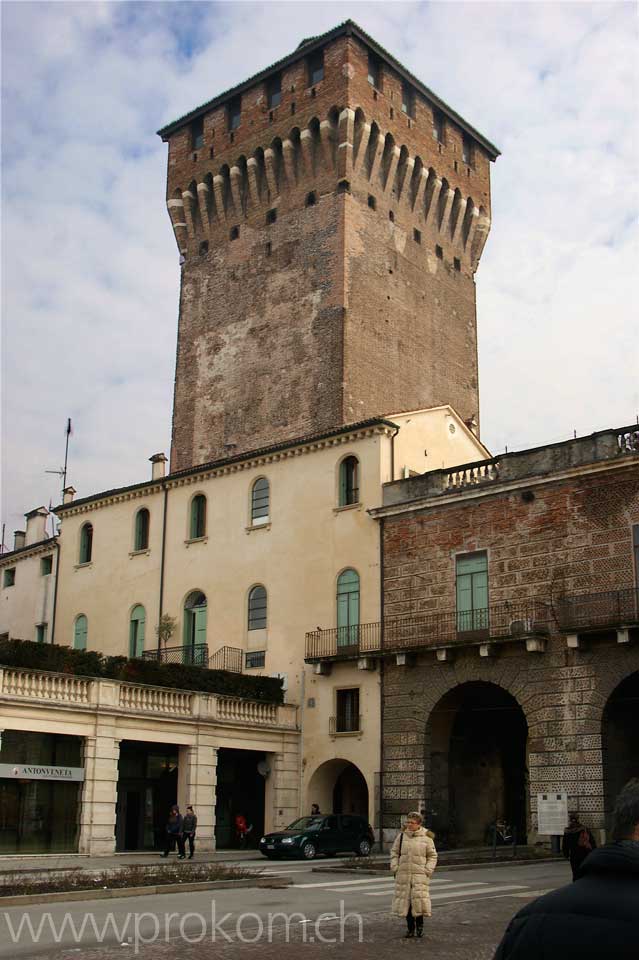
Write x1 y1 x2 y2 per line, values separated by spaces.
25 506 49 545
63 486 76 504
464 415 479 436
149 453 168 481
13 531 26 551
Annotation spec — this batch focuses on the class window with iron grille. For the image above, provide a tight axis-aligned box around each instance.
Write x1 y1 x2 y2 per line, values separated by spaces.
267 74 282 109
336 688 360 733
79 523 93 564
307 50 324 86
189 495 207 539
367 52 381 89
248 585 267 630
251 477 270 525
191 116 204 150
134 508 150 551
228 96 241 131
246 650 266 669
339 457 359 506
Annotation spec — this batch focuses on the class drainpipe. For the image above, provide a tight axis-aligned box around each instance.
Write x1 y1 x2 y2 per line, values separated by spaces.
158 483 168 651
50 538 61 645
378 515 385 852
389 426 400 481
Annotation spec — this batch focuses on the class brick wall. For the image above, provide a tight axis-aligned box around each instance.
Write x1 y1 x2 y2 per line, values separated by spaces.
162 32 493 471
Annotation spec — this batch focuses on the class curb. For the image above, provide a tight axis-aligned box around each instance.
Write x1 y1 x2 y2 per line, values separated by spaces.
0 875 290 907
312 856 562 875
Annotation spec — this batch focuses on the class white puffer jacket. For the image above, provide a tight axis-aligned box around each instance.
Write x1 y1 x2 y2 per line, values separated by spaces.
390 826 438 917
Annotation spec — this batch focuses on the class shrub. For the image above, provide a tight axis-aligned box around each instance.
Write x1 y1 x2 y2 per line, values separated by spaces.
0 639 283 703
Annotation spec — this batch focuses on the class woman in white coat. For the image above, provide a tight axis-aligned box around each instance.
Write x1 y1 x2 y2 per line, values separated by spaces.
390 811 438 938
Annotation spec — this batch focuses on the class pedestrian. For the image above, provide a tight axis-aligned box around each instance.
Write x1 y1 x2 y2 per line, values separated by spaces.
390 811 438 939
311 803 321 815
235 812 248 848
562 811 596 880
161 805 185 859
183 805 198 860
493 777 639 960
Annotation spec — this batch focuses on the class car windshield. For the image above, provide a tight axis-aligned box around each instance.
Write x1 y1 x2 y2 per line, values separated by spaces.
286 816 324 831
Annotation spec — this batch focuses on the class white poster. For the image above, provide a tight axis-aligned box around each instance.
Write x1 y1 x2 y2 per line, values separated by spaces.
537 792 568 835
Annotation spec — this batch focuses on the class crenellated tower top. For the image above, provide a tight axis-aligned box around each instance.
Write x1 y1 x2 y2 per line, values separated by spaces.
159 21 500 473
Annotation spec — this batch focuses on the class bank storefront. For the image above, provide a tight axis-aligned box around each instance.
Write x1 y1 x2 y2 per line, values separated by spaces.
0 731 84 854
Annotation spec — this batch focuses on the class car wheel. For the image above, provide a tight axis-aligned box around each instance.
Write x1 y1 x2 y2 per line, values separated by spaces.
357 839 371 857
302 842 317 860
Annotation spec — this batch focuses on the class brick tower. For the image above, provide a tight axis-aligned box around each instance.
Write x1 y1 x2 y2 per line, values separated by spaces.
159 21 499 472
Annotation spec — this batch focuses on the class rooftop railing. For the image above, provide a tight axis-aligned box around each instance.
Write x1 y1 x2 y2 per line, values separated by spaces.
141 644 209 666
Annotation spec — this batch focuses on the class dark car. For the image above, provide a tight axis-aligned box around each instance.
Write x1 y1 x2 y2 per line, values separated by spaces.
259 814 375 860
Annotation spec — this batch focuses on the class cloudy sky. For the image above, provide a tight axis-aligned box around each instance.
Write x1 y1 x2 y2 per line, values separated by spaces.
1 1 638 537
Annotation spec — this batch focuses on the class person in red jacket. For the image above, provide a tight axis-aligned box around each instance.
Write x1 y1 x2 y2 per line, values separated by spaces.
235 813 249 848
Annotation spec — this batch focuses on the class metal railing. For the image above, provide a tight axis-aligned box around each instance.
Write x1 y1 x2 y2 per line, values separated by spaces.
142 644 209 666
556 587 639 632
329 714 362 735
209 645 243 673
306 598 551 661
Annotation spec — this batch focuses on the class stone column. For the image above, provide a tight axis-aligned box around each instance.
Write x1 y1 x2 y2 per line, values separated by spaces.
179 741 218 852
265 735 300 834
78 727 120 855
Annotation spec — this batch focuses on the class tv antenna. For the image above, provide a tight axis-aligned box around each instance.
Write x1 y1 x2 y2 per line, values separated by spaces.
45 418 73 501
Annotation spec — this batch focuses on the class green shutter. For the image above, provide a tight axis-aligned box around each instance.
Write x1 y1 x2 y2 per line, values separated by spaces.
74 616 87 650
339 462 348 506
337 570 360 646
456 553 488 632
130 606 145 657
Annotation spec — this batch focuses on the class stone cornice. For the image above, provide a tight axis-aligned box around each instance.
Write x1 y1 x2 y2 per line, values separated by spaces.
0 538 58 568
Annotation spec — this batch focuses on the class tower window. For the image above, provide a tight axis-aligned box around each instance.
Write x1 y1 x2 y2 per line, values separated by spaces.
367 195 376 210
230 226 239 240
305 191 317 207
401 82 415 118
337 179 351 194
413 228 421 244
191 116 204 150
266 208 277 224
454 257 461 272
265 241 272 256
199 240 209 256
462 133 473 165
435 245 443 260
307 50 324 86
389 210 395 223
367 52 381 89
228 96 241 131
433 108 445 143
291 101 296 115
267 73 282 109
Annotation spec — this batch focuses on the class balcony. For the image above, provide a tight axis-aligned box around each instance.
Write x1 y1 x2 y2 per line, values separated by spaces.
209 645 243 673
305 598 551 662
556 587 639 634
142 643 209 666
329 714 362 735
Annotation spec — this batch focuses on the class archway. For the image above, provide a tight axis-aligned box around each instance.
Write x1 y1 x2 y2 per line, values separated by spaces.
426 681 528 847
602 671 639 832
307 759 369 819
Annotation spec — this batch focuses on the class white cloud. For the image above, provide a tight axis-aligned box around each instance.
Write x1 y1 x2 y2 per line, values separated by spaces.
1 1 638 535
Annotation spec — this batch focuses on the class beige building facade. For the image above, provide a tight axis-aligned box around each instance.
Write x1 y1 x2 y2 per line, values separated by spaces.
0 508 57 645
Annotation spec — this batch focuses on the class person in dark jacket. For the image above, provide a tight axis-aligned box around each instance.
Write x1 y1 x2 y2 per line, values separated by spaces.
183 805 198 859
562 812 596 880
161 805 185 859
493 778 639 960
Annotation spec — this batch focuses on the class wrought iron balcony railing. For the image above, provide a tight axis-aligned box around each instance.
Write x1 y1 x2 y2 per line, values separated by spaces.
305 598 551 662
209 645 244 673
141 644 209 666
329 714 363 735
556 587 639 633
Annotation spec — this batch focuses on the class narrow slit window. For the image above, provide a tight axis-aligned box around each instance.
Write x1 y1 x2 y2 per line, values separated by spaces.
267 73 282 109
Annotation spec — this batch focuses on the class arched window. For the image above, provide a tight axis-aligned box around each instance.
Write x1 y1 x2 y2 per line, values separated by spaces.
73 614 88 650
183 591 207 663
339 457 359 506
129 605 146 658
248 585 267 630
189 494 207 540
79 523 93 564
134 509 150 551
337 569 360 648
251 478 270 526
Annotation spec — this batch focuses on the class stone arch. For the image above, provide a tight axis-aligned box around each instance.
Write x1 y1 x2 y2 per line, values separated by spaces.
425 679 529 847
602 669 639 831
307 758 370 819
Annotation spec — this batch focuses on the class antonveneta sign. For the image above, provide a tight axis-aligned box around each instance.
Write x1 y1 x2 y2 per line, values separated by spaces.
0 763 85 782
